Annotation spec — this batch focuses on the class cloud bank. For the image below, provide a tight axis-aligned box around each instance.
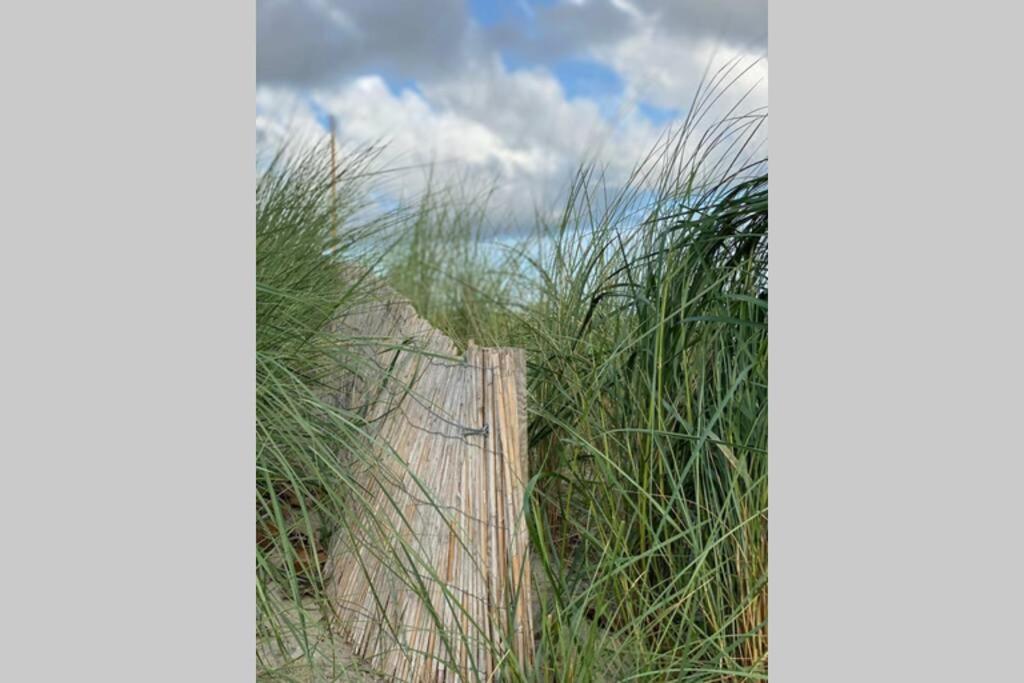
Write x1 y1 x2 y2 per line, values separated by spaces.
256 0 767 231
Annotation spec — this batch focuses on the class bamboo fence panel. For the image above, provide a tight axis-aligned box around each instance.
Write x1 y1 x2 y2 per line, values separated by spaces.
324 281 534 682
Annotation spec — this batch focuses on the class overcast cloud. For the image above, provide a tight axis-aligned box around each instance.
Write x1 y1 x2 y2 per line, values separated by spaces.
257 0 475 86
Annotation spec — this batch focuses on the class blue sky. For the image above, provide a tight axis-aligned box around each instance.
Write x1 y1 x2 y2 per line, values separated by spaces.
467 0 546 28
256 0 767 228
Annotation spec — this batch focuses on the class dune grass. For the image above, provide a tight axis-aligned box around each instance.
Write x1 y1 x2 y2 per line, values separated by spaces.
519 165 767 682
256 143 394 678
256 63 767 682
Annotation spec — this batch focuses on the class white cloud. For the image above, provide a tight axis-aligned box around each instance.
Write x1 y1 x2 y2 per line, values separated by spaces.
596 26 767 114
257 56 670 230
589 27 768 176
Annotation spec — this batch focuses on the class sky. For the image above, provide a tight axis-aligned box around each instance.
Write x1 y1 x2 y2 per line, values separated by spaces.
256 0 767 231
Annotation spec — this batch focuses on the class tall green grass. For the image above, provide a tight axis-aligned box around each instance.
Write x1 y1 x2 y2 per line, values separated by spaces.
256 143 392 678
257 59 767 682
379 182 535 349
521 166 767 682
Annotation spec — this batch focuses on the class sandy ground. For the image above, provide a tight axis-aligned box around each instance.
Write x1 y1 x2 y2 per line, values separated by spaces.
257 588 383 682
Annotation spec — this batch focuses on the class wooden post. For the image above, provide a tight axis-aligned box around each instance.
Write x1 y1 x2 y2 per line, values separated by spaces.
328 114 338 240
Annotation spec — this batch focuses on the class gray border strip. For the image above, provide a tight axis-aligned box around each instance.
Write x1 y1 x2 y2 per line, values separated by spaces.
772 1 1023 681
1 2 254 680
